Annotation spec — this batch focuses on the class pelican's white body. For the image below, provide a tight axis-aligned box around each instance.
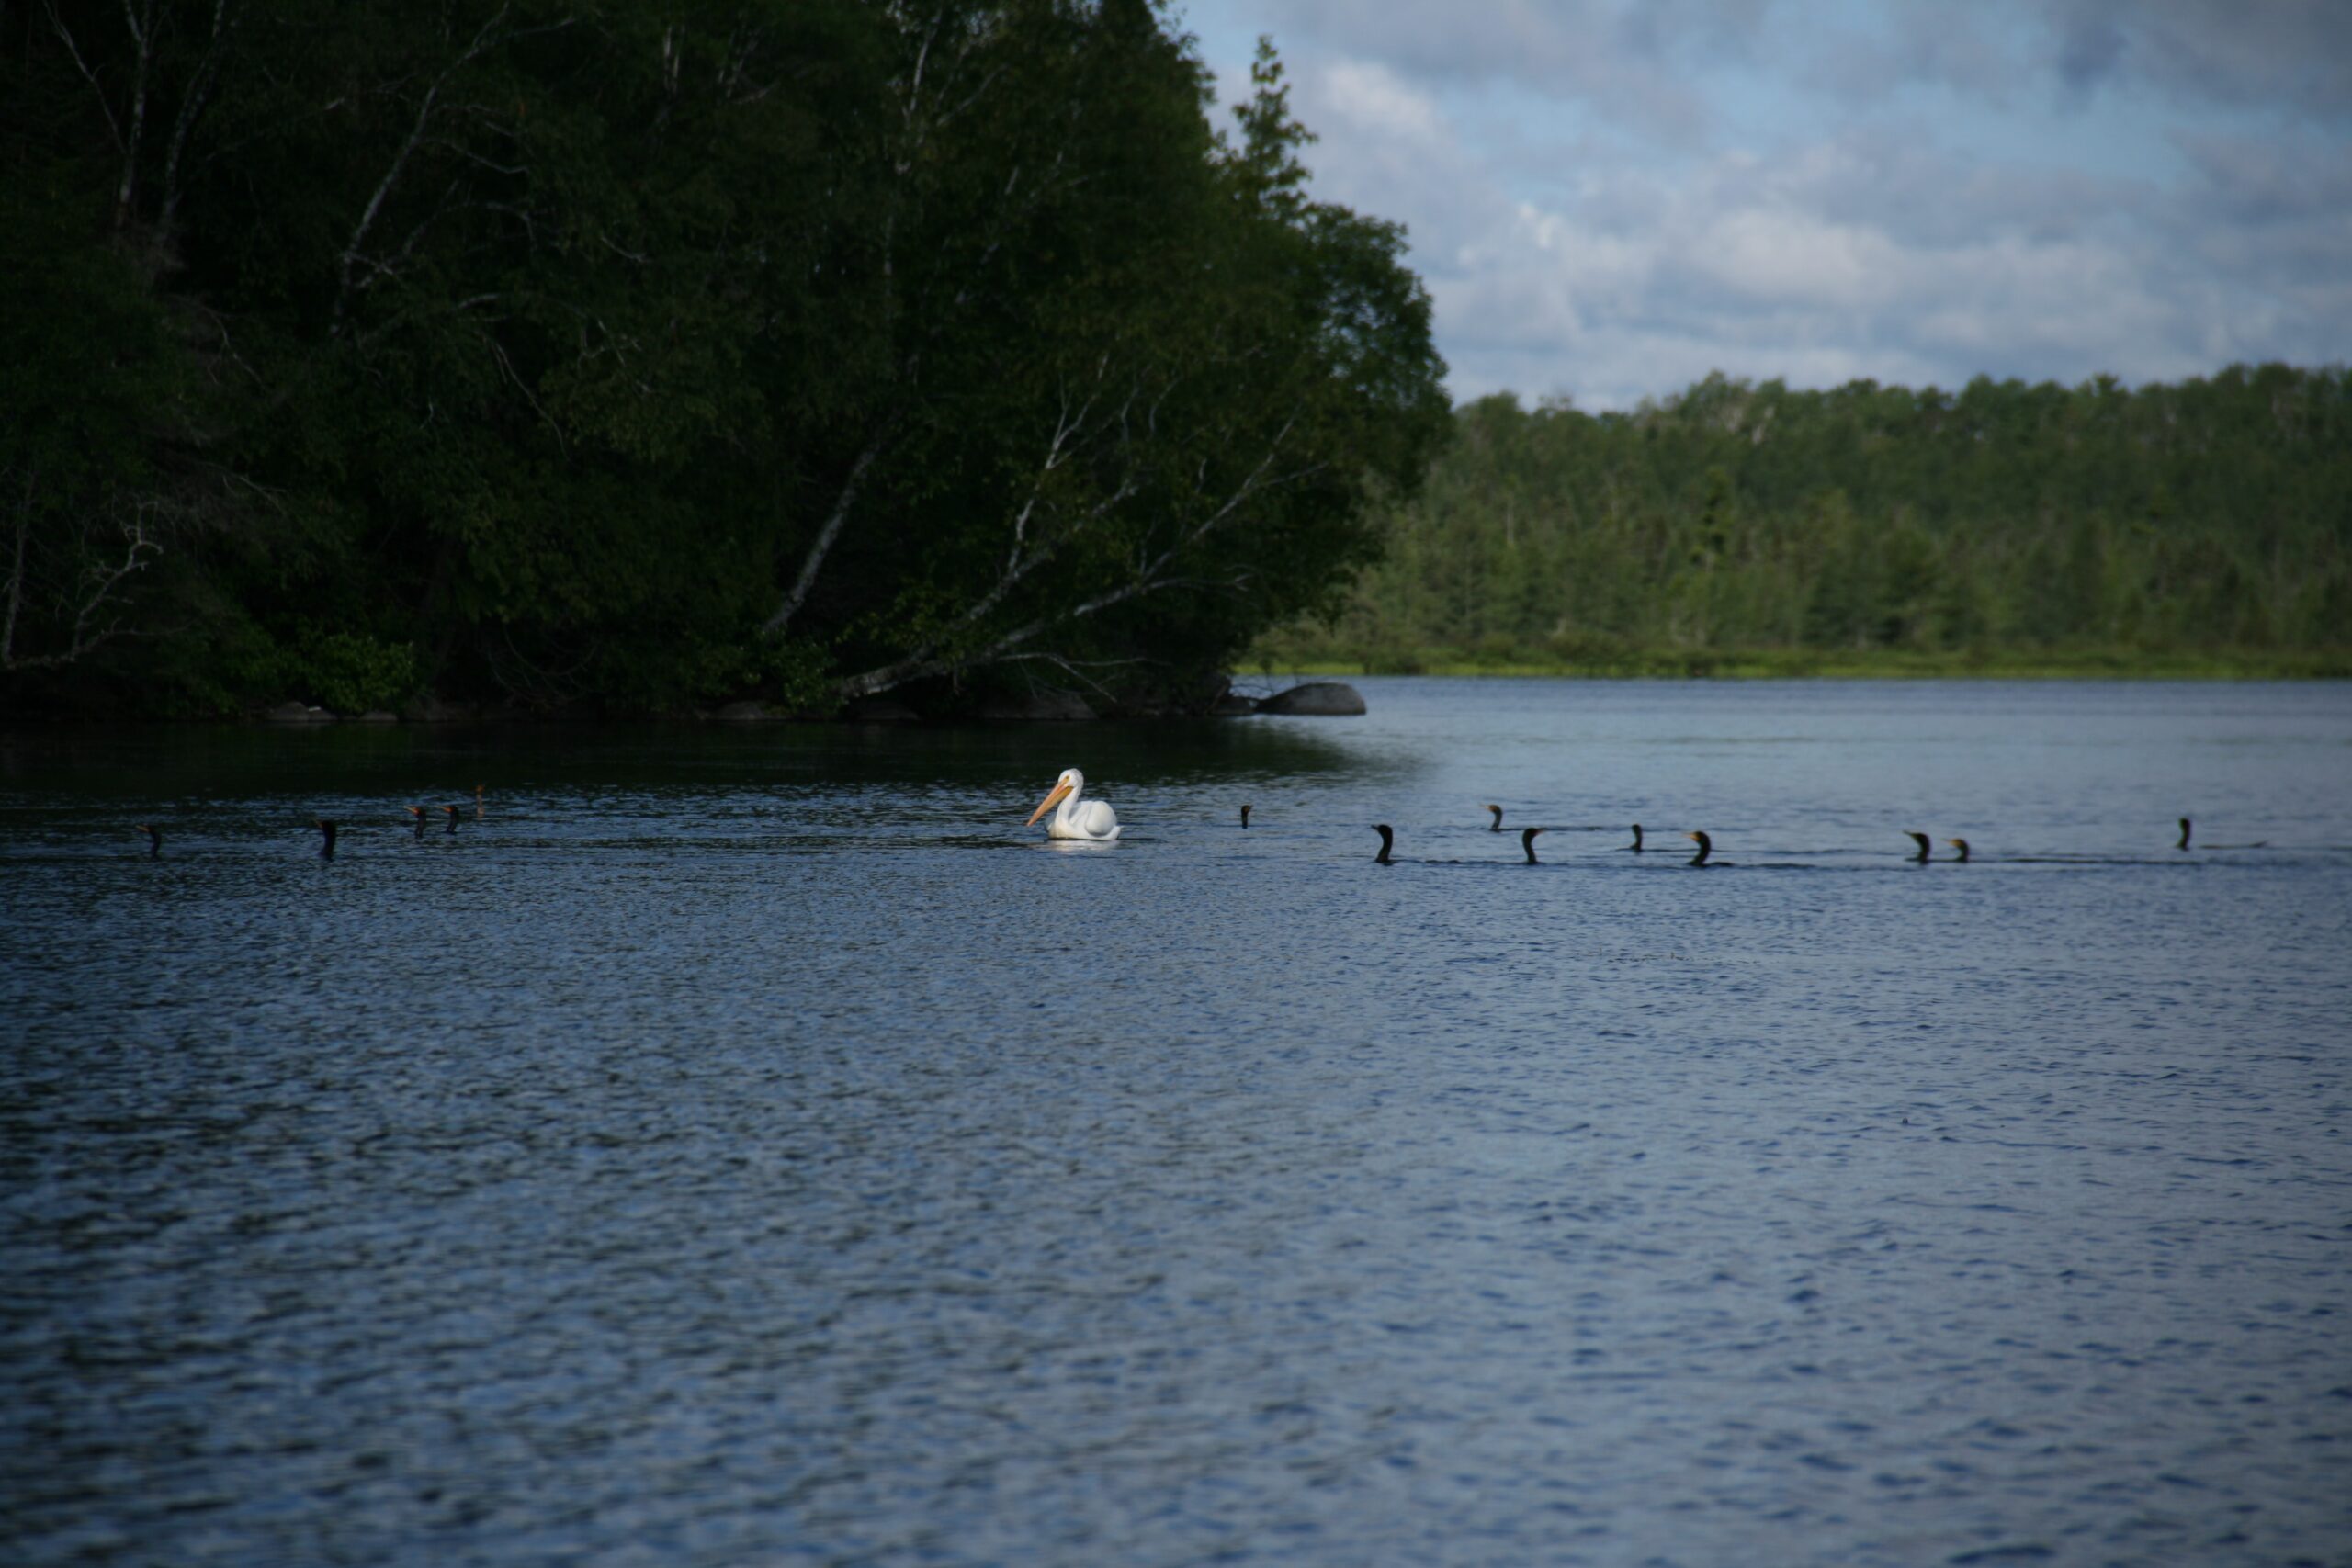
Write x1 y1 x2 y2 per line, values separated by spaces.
1030 768 1120 840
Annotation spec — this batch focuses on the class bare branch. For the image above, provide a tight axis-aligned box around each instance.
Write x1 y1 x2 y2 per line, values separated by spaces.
333 6 574 334
760 420 896 637
108 0 164 231
831 416 1317 703
3 507 163 672
3 470 36 671
160 0 237 231
44 4 126 156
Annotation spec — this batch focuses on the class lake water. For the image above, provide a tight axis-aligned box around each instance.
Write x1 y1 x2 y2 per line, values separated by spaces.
4 679 2350 1566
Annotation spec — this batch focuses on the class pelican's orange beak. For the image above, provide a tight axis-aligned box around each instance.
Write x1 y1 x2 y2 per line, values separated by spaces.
1025 779 1074 826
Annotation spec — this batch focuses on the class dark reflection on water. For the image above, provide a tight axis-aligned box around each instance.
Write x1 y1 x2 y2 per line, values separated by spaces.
5 681 2350 1566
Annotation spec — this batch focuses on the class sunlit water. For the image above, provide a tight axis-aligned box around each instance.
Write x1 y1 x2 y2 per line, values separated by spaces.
4 680 2349 1566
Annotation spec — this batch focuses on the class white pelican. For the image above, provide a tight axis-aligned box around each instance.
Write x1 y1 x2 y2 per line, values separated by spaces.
1026 768 1120 840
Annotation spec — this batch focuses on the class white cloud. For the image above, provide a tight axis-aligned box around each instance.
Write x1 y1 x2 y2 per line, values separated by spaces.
1182 0 2352 403
1317 59 1446 144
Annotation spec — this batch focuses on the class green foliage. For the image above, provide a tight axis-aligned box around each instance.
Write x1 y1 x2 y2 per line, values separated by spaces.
4 0 1444 716
1260 370 2352 672
294 630 422 715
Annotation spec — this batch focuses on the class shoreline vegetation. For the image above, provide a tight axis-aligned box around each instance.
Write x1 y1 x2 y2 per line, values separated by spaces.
1247 370 2351 689
6 8 2345 722
1249 649 2352 682
3 6 1445 722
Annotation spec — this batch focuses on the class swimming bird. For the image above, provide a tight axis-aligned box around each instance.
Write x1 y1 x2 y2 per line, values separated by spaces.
315 818 338 859
2177 817 2192 851
474 784 486 820
1025 768 1119 840
1521 826 1545 863
1946 837 1971 863
1906 831 1931 863
1240 803 1251 829
1485 804 1505 832
1628 823 1644 852
136 824 162 858
407 806 429 840
1373 824 1395 864
442 804 461 835
1686 830 1713 866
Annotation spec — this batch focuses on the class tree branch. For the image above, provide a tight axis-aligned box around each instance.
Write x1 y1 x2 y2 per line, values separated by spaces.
760 418 895 638
831 419 1316 701
332 6 573 334
159 0 236 231
2 508 162 672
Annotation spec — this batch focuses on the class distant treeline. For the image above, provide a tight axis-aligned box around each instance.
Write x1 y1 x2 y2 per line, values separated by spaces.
1257 367 2352 675
2 2 1444 717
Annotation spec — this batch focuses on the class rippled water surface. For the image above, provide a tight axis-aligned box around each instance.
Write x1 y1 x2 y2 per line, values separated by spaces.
5 680 2351 1566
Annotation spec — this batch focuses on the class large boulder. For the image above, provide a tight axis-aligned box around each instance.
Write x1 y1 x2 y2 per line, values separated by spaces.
1257 681 1365 716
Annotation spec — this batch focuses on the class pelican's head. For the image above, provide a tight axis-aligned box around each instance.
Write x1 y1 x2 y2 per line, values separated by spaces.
1026 769 1081 826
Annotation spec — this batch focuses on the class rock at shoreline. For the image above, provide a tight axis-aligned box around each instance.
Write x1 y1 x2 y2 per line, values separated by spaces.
845 696 921 723
978 690 1096 721
712 699 776 722
264 701 335 723
354 710 399 724
1257 681 1365 716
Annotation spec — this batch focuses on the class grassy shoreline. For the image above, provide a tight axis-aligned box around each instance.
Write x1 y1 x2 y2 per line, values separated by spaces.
1241 647 2352 681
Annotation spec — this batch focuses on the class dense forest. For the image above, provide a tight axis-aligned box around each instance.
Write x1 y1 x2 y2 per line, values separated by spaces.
2 0 1447 716
1256 367 2352 676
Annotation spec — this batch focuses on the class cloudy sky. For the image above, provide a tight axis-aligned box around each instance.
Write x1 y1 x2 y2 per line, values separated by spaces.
1172 0 2352 407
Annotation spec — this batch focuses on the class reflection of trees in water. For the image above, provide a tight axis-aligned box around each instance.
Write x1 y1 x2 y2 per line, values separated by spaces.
0 714 1391 802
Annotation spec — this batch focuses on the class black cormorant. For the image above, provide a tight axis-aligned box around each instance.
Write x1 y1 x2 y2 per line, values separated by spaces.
1686 830 1712 866
1628 823 1644 852
137 824 162 858
1521 826 1545 863
1906 830 1931 863
315 819 337 859
1485 804 1505 832
1373 824 1395 864
2177 817 2192 851
1240 803 1251 829
1946 837 1971 863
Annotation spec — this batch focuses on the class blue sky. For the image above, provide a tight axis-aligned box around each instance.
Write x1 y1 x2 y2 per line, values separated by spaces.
1171 0 2352 407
